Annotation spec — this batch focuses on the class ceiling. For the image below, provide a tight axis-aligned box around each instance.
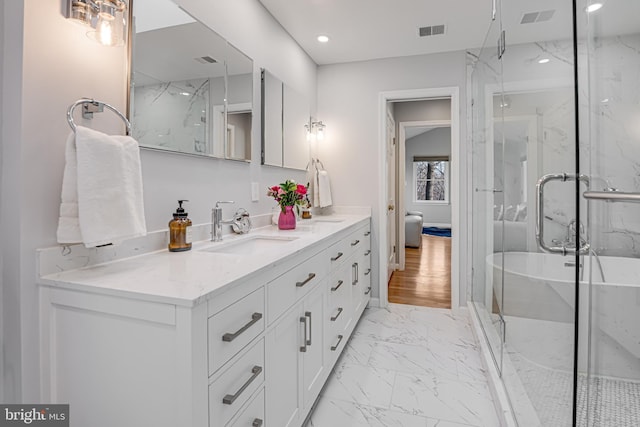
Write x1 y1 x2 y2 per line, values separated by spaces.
258 0 640 65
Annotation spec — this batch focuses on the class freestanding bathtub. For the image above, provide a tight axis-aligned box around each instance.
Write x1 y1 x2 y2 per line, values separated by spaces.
486 251 640 380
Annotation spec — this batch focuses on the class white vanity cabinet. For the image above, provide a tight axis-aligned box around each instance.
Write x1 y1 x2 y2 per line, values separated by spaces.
265 282 326 427
38 216 370 427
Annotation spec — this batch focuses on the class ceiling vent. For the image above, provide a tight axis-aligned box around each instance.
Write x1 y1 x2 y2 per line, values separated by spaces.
419 24 446 37
194 56 217 64
520 10 555 24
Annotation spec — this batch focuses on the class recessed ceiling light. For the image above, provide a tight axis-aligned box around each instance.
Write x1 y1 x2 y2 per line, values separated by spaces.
601 98 609 103
180 92 190 96
538 58 550 64
317 35 329 43
586 3 603 13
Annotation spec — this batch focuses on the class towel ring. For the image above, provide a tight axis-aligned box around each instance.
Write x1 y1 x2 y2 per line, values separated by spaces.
67 98 132 135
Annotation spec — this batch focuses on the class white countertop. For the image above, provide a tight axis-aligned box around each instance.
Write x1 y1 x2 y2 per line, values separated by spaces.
38 215 370 307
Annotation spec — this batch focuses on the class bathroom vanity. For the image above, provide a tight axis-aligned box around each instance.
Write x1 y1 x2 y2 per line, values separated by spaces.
38 215 371 427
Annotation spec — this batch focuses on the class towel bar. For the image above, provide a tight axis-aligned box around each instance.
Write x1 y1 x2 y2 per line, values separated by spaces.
67 98 131 135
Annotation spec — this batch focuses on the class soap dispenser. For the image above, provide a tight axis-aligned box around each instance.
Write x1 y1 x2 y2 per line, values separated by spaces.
168 200 192 252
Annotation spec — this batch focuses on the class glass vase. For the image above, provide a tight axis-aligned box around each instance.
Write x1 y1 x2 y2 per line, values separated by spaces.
278 205 296 230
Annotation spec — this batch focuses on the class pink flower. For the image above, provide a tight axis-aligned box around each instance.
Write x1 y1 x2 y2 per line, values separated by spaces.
296 184 307 195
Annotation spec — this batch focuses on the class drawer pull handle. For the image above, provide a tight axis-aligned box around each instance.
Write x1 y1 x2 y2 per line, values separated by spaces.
222 312 263 342
331 334 344 351
222 365 262 405
331 280 344 292
351 239 360 247
365 268 371 276
296 273 316 287
331 307 343 321
352 263 358 285
365 250 371 256
331 252 343 261
252 419 263 427
305 311 312 346
364 231 371 236
365 286 372 295
300 316 308 352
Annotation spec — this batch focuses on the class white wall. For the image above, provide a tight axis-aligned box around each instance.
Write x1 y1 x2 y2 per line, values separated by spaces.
404 127 452 225
1 0 316 401
317 50 468 306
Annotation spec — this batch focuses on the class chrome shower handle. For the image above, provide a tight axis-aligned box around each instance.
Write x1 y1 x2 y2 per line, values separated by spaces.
536 173 590 255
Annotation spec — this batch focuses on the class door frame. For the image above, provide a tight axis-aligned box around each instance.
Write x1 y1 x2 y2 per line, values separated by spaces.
398 119 452 270
377 87 460 310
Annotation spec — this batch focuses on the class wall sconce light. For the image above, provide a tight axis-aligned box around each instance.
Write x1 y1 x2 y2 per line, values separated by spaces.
305 120 326 141
67 0 128 47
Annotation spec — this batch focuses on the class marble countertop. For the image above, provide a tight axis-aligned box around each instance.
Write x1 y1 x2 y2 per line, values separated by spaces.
38 214 370 307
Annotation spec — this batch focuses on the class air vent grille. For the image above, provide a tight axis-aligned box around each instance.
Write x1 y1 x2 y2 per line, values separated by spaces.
520 9 555 24
419 24 446 37
194 56 217 64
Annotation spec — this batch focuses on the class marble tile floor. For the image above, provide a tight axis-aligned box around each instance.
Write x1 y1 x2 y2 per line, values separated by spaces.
307 304 500 427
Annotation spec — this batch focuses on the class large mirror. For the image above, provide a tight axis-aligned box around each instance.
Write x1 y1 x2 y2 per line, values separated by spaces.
130 0 253 161
261 69 310 170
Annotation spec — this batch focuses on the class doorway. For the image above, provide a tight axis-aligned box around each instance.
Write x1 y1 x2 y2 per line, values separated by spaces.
390 117 453 308
377 88 460 310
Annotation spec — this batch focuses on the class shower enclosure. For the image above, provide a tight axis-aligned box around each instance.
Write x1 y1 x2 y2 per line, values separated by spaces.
470 0 640 425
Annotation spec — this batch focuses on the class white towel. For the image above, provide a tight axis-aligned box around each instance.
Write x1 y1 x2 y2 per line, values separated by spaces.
57 126 147 248
312 167 320 208
318 170 333 208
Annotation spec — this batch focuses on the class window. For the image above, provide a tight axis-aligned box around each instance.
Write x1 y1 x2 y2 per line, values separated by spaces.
413 157 449 203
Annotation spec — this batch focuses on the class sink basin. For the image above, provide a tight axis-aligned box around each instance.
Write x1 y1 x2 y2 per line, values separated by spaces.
200 235 299 255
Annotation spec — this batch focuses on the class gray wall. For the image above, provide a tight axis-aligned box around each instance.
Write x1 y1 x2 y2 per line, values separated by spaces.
404 127 452 226
317 50 468 307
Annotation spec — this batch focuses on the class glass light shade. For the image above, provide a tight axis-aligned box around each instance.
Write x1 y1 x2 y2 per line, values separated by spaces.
316 126 325 141
85 0 126 47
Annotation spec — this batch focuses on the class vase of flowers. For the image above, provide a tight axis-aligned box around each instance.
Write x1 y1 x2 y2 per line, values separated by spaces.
267 180 308 230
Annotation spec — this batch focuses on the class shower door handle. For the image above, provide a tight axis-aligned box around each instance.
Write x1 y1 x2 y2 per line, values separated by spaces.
536 173 590 255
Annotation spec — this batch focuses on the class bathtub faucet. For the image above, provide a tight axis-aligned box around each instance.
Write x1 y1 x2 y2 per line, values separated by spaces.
566 219 586 249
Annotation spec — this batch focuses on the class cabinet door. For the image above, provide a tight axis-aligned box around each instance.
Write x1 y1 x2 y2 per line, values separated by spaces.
265 307 301 427
302 285 326 410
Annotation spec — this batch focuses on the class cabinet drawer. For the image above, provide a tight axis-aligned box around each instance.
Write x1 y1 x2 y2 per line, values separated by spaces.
326 237 351 268
209 288 265 376
210 339 265 426
226 387 265 427
267 251 329 324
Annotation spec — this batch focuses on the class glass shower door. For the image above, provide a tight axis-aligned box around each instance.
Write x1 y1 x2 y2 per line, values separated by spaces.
577 0 640 425
470 12 506 375
497 0 581 424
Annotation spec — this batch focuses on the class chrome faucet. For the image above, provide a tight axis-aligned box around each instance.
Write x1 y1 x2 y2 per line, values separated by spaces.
212 201 234 242
566 219 586 249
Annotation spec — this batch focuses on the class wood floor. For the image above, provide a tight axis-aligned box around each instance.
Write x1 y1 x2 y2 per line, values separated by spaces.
388 234 451 309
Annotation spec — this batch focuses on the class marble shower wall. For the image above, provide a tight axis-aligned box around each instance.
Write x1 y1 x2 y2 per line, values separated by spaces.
584 33 640 257
132 76 225 155
471 33 640 256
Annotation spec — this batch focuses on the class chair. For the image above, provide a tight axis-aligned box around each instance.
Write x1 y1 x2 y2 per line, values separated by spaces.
405 211 423 248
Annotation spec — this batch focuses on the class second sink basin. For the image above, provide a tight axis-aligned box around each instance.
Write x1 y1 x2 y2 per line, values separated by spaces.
200 235 299 255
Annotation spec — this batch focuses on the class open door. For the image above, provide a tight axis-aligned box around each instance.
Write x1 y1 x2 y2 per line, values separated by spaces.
386 110 396 281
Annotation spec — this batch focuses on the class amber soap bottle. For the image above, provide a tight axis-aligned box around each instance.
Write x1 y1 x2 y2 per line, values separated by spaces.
168 200 192 252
